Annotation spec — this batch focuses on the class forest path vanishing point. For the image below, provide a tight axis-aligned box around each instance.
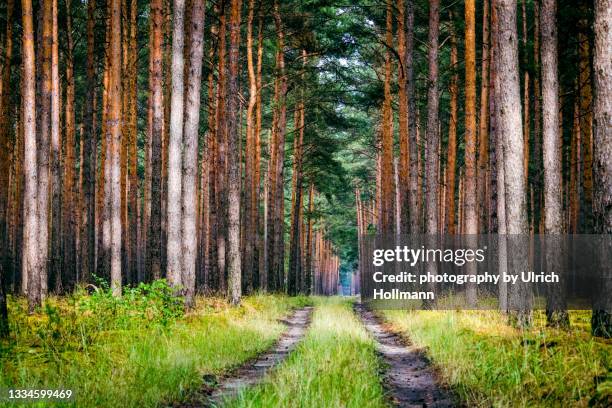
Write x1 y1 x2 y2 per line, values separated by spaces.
355 304 455 408
183 306 314 407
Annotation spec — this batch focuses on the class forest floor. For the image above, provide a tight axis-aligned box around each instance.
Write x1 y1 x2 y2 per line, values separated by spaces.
381 309 612 407
183 305 314 406
222 297 387 407
2 292 611 407
0 289 310 408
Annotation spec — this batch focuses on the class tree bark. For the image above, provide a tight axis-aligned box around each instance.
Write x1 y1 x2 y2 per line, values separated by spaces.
397 0 409 236
21 0 40 312
243 0 257 293
181 0 206 307
521 0 530 185
148 0 164 281
227 0 242 304
35 0 53 307
464 0 478 237
495 0 531 327
380 0 395 236
215 1 228 293
50 0 61 293
446 15 458 234
406 0 419 233
166 0 186 288
591 0 612 338
63 0 76 289
80 0 96 284
107 0 123 297
0 0 14 290
127 0 138 284
541 0 568 328
478 0 490 233
425 0 440 235
579 3 594 231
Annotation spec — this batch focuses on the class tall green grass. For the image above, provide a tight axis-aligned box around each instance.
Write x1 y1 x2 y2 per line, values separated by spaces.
0 288 309 408
224 297 387 408
382 309 612 407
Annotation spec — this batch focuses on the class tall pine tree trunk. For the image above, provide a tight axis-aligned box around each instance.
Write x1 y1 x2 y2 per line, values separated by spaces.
591 0 612 338
50 0 61 293
181 0 206 307
541 0 568 328
63 0 76 289
108 0 123 297
496 0 531 327
148 0 164 281
227 0 243 304
446 18 458 234
380 1 395 236
21 0 40 313
35 0 53 307
0 0 14 290
243 0 257 293
397 0 409 236
166 0 186 288
80 0 96 284
425 0 440 236
478 0 490 232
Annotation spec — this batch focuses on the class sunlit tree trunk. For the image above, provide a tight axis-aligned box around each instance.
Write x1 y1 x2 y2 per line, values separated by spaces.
181 0 206 307
21 0 39 313
541 0 568 328
464 0 478 237
99 10 111 281
35 0 53 307
591 0 612 338
243 0 257 293
254 10 264 291
166 0 186 288
107 0 123 297
380 0 395 236
227 0 242 304
495 0 531 327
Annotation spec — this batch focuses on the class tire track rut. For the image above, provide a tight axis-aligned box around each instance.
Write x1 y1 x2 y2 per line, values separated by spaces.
355 303 456 407
175 306 313 407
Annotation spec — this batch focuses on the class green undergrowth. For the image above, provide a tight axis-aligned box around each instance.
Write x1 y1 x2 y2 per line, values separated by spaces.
0 282 310 408
382 309 612 407
224 297 387 408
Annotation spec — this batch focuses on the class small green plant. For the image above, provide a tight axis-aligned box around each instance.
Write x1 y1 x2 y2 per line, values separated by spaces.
78 279 184 330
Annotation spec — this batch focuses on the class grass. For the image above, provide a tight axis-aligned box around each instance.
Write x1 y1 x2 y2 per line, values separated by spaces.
0 287 310 408
224 297 387 408
381 309 612 407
